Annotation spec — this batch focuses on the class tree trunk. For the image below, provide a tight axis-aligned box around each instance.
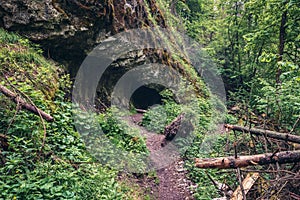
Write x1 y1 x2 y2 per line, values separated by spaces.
195 150 300 169
0 84 54 122
225 124 300 144
161 113 194 147
276 10 288 83
164 113 185 141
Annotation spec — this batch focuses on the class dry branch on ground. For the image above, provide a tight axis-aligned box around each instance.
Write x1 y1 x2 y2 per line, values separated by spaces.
0 84 54 122
195 150 300 169
225 124 300 144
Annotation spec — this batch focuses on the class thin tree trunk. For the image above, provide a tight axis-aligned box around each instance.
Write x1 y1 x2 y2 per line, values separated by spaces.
276 10 288 83
195 150 300 169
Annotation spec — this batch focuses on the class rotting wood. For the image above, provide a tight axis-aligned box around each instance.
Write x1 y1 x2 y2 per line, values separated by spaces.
225 124 300 144
195 150 300 169
231 173 260 200
164 113 185 140
0 84 54 122
161 113 186 147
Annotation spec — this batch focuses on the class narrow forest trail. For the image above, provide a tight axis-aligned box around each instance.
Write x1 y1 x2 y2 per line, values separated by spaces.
125 114 195 200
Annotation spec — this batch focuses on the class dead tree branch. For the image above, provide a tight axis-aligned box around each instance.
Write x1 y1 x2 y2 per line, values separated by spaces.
225 124 300 144
0 84 54 122
195 150 300 169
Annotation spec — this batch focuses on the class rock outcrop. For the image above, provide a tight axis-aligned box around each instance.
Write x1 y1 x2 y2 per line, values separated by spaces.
0 0 166 73
0 0 207 109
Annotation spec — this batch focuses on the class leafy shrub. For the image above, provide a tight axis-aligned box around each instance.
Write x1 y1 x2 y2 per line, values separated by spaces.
252 62 300 130
142 89 182 133
73 107 149 173
0 29 129 199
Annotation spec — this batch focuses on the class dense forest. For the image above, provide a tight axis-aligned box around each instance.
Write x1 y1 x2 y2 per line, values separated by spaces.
0 0 299 199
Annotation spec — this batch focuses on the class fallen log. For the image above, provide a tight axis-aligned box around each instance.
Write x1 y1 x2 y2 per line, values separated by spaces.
164 113 185 141
195 150 300 169
0 84 54 122
161 113 189 147
225 124 300 144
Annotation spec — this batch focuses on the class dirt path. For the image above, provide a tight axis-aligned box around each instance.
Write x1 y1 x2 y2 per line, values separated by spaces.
126 114 195 200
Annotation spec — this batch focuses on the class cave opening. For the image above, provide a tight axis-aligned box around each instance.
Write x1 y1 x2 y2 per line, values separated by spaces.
130 85 163 110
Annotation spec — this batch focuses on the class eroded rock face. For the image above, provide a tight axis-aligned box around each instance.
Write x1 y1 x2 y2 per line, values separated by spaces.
0 0 205 111
0 0 166 74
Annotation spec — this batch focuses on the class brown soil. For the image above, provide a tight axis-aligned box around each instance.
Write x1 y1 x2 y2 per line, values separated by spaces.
125 113 196 200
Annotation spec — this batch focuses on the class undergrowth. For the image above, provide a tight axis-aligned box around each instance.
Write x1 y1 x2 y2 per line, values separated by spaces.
142 89 181 133
0 29 140 199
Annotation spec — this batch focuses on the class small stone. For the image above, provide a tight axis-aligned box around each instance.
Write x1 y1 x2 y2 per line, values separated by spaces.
177 168 185 172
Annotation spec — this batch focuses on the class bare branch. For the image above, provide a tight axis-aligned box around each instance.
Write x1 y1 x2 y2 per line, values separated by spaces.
225 124 300 144
0 84 54 122
195 150 300 169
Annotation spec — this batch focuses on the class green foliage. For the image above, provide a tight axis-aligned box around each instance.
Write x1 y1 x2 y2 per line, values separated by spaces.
0 29 129 199
252 63 300 129
0 162 123 200
73 107 149 173
172 1 300 196
142 89 182 133
175 0 300 131
2 0 299 197
97 109 148 154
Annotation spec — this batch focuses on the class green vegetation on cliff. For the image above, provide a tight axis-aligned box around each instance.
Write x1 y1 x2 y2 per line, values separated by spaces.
0 29 140 199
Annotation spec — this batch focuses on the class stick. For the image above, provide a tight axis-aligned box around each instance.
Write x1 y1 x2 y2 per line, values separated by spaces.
195 150 300 169
225 124 300 144
231 173 259 200
236 168 246 200
290 116 300 134
136 108 147 113
0 84 54 122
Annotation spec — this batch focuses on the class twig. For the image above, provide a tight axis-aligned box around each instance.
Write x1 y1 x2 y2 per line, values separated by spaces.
241 169 299 176
290 116 300 134
275 181 288 198
5 100 20 135
289 192 300 200
205 171 224 196
136 108 147 113
236 168 247 200
0 83 54 122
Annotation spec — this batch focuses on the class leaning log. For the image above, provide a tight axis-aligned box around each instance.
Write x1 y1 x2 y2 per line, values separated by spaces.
225 124 300 144
161 113 185 147
195 150 300 169
0 84 54 122
164 113 185 141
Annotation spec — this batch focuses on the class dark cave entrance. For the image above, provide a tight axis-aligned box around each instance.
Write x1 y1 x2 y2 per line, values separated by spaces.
130 86 163 110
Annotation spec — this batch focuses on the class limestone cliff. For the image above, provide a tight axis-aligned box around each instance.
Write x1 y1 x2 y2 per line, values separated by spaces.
0 0 166 72
0 0 209 109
